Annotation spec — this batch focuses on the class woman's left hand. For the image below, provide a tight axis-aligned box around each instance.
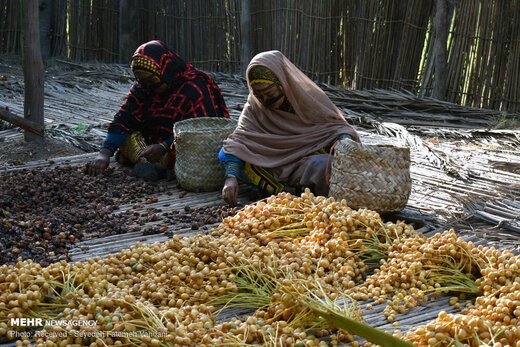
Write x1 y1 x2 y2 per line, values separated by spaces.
222 176 239 206
138 144 166 163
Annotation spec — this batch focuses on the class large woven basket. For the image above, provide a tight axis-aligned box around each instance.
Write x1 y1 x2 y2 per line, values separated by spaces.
329 139 411 213
174 118 237 191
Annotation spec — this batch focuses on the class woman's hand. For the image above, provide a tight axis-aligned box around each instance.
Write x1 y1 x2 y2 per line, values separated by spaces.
86 149 111 175
138 144 167 163
222 176 239 206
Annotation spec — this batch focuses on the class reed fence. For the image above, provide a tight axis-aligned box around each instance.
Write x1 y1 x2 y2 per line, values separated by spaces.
1 0 519 113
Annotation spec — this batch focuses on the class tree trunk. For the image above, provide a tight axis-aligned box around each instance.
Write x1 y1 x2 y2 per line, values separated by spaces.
23 0 45 141
240 0 251 77
38 0 51 65
432 0 448 100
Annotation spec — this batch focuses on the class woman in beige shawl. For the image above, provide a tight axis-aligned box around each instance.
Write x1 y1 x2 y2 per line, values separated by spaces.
219 50 359 206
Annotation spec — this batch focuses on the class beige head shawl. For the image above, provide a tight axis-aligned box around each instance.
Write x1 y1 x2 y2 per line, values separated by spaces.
223 50 359 181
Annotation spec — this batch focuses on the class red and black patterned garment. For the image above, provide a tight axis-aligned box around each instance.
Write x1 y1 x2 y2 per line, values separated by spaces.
102 40 230 155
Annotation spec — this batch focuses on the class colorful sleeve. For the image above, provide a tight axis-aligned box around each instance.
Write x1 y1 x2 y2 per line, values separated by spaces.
162 135 175 147
101 133 129 155
218 148 244 177
338 133 354 141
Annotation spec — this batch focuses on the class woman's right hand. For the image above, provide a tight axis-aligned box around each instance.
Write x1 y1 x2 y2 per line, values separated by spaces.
222 176 239 206
87 149 111 175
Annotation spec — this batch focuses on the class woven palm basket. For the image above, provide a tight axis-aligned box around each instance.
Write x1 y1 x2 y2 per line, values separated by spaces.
329 138 411 213
174 118 237 192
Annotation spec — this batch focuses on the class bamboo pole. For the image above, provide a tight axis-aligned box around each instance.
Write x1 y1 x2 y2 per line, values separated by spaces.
489 1 506 110
50 0 66 57
22 0 45 141
432 0 449 100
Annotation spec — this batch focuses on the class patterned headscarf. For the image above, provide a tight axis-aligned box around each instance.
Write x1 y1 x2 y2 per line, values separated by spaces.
248 65 293 112
248 66 280 86
130 40 190 88
131 56 161 76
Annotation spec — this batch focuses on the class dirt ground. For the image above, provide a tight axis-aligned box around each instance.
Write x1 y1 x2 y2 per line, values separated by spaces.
0 134 88 167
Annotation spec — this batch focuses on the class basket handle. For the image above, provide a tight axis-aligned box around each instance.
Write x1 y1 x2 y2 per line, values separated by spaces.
325 140 339 185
